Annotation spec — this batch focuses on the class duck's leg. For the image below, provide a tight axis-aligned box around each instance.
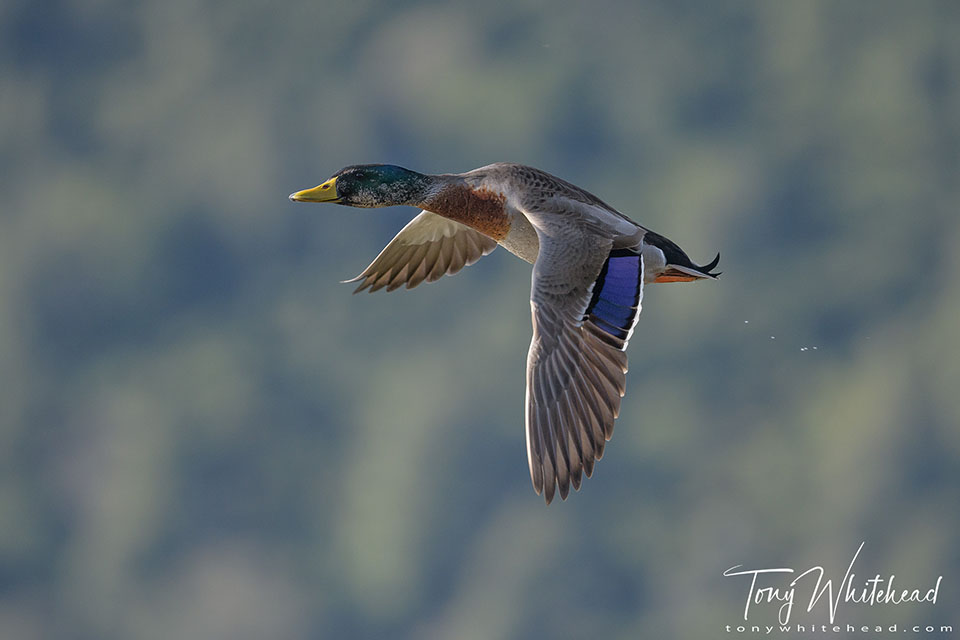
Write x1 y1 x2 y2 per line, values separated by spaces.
654 267 713 283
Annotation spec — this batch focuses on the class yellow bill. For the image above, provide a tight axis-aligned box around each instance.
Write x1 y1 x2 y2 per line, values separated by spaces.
289 177 340 203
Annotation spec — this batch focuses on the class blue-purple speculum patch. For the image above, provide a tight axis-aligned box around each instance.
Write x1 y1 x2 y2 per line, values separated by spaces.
585 249 642 341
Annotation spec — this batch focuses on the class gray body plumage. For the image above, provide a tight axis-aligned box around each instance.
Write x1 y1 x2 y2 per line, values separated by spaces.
297 162 719 503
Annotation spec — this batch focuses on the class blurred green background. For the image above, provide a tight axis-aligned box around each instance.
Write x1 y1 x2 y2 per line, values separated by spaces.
1 1 958 638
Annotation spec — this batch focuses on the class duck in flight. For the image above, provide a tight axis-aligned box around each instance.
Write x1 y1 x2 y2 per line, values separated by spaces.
290 163 719 504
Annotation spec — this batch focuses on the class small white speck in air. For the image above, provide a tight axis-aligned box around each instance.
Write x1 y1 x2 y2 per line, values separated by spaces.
770 336 776 340
800 347 808 351
744 320 749 324
813 346 818 350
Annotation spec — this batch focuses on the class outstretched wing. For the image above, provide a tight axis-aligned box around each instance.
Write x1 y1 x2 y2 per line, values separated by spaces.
525 236 644 504
347 211 498 293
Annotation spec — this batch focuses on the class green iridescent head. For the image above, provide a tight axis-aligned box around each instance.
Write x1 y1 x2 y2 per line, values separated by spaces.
289 164 430 208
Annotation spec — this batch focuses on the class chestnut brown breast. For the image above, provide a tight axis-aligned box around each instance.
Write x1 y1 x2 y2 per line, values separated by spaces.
422 185 511 241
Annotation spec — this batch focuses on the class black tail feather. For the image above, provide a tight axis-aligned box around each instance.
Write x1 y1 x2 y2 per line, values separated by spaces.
696 252 721 277
644 231 721 278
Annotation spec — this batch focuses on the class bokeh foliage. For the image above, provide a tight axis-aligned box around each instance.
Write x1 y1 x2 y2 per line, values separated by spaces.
1 1 958 638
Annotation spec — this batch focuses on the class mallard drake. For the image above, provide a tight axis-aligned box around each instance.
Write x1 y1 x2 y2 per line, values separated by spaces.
290 163 719 504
